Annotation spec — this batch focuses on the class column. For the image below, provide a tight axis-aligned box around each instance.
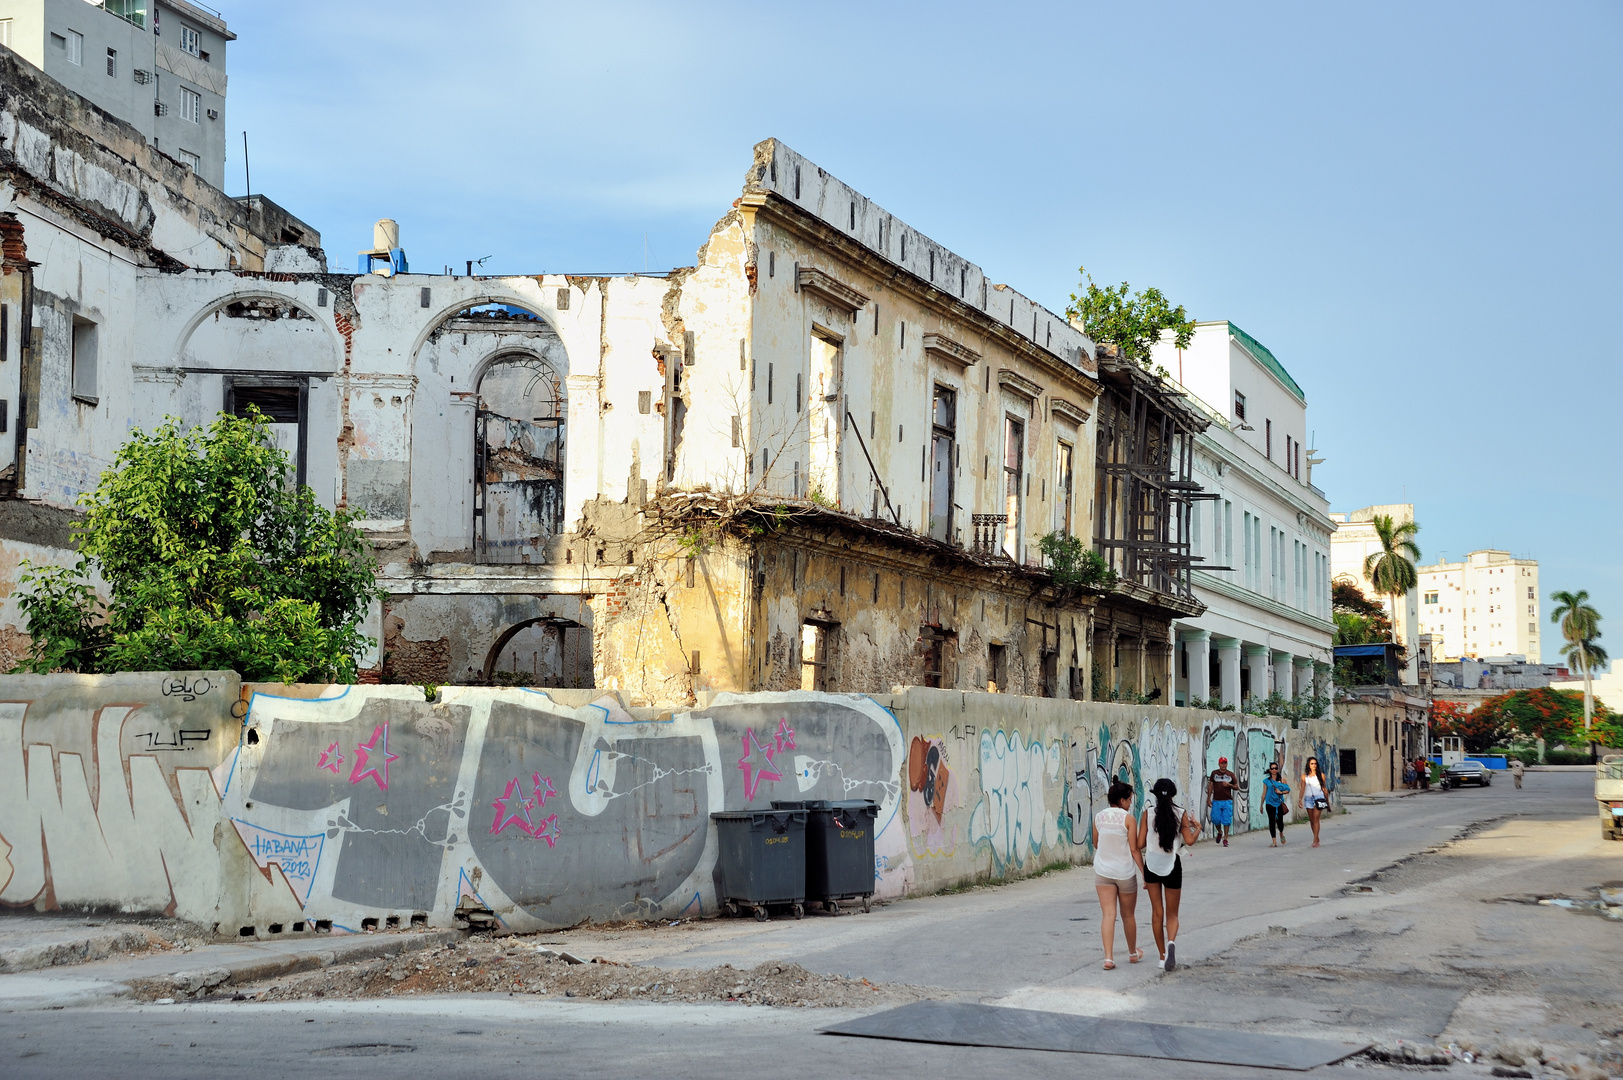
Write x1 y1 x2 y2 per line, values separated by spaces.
1272 650 1294 701
1215 637 1241 711
1245 644 1271 707
1181 628 1211 705
1295 658 1317 706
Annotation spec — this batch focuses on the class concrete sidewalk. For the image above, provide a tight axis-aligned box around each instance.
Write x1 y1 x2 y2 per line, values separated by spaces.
0 926 459 1011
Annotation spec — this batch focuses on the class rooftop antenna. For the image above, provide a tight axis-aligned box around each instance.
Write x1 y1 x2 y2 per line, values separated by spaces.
242 131 250 205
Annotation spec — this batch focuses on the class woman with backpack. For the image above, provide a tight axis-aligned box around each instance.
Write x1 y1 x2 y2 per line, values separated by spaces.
1141 777 1200 971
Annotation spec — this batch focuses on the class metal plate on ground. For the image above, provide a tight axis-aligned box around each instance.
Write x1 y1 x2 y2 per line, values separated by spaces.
821 1001 1368 1071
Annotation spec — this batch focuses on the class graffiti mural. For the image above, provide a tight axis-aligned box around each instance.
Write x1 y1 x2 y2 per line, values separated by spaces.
906 735 963 856
968 729 1063 872
0 676 1338 933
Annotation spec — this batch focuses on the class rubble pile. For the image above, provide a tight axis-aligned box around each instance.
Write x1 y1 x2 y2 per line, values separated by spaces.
209 938 938 1008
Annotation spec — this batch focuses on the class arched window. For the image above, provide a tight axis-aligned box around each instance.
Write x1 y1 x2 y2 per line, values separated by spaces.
475 353 565 563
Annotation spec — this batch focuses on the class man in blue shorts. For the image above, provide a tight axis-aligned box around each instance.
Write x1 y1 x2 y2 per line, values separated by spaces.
1207 757 1237 847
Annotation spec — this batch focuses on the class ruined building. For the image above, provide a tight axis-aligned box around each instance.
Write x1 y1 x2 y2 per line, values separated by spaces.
0 41 1209 702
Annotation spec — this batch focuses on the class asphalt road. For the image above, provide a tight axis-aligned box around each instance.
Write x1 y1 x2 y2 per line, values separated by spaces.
4 770 1615 1080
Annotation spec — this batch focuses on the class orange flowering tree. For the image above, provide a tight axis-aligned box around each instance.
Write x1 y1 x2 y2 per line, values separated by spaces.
1431 699 1509 753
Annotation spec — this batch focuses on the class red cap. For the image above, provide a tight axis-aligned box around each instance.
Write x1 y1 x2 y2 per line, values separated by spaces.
1218 757 1228 764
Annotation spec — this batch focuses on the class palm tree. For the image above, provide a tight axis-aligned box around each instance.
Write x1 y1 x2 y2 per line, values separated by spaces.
1551 590 1605 743
1362 514 1421 650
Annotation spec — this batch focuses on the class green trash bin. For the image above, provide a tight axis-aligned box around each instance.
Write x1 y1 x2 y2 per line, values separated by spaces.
711 809 807 921
772 799 879 914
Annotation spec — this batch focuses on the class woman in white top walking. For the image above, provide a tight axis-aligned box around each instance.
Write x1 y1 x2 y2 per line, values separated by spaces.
1141 777 1200 971
1090 780 1147 970
1301 756 1330 847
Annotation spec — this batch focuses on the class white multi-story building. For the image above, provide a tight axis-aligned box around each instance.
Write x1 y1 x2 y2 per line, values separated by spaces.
0 0 233 189
1417 550 1540 662
1149 322 1336 709
1330 503 1421 683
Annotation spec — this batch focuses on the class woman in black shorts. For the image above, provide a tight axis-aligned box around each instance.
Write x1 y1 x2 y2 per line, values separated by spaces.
1140 777 1199 970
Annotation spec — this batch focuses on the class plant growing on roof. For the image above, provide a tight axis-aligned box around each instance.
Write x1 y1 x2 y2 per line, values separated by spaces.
1551 589 1606 749
1361 515 1421 648
10 410 384 682
1037 532 1117 590
1065 266 1195 368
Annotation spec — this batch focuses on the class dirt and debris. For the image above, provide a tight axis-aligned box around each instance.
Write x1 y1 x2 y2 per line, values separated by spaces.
196 937 941 1008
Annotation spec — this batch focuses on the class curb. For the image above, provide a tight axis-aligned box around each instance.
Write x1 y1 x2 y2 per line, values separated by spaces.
133 930 464 1000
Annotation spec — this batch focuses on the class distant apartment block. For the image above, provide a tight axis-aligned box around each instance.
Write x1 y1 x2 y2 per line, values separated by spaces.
0 0 232 188
1417 550 1540 662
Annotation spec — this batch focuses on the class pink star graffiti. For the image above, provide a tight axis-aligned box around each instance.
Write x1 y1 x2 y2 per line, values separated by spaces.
772 718 796 756
490 776 536 836
348 724 398 791
316 741 345 774
737 728 783 801
531 773 556 810
532 813 560 848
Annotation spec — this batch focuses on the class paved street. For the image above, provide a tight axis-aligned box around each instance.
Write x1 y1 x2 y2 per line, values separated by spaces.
3 770 1617 1079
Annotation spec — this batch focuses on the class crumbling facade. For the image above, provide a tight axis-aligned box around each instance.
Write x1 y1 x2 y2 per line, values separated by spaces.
0 43 1208 701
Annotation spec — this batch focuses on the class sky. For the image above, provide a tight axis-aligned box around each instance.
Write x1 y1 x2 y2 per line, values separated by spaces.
221 1 1621 666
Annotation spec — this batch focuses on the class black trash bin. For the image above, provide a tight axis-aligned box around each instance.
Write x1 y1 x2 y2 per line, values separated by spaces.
710 809 807 921
772 799 879 914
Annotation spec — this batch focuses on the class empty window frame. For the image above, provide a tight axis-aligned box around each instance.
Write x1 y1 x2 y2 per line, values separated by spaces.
179 86 202 124
800 622 831 692
928 385 956 542
71 318 98 404
1054 439 1074 537
1002 417 1024 560
988 642 1007 691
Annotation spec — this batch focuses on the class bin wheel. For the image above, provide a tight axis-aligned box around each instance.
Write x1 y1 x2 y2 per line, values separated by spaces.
753 905 768 922
792 903 804 920
828 900 840 917
861 895 871 914
725 900 740 918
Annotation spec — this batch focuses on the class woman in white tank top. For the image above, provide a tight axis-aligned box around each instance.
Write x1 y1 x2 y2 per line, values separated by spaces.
1091 779 1147 969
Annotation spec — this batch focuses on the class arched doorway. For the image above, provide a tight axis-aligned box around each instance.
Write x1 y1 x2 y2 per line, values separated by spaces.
483 616 593 687
475 352 565 563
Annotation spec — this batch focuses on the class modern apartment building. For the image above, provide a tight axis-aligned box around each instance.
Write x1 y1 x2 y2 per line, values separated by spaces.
1149 322 1336 710
1329 503 1421 683
1417 550 1540 662
0 0 232 188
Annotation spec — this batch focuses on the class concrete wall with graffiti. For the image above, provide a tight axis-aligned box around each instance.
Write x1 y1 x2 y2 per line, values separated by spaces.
0 674 1337 938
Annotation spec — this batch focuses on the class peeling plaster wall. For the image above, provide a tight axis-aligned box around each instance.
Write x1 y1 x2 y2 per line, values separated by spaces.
0 674 1338 935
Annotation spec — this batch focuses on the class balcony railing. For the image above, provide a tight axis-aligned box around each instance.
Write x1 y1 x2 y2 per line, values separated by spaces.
971 514 1006 556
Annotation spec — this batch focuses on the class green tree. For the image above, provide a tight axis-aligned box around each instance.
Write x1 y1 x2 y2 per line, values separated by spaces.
12 411 382 682
1550 589 1605 745
1362 514 1420 650
1065 267 1195 366
1332 580 1394 645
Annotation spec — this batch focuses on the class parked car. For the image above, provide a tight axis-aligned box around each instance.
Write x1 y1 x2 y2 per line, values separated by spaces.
1442 759 1492 788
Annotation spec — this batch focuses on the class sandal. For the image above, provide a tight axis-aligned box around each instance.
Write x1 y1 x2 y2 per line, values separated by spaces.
1102 959 1116 970
1127 949 1145 964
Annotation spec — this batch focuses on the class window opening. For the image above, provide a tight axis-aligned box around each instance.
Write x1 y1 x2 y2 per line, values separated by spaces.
71 319 99 405
1002 417 1024 560
1055 440 1074 537
929 385 956 542
224 378 307 489
800 622 831 691
474 353 566 564
807 332 842 505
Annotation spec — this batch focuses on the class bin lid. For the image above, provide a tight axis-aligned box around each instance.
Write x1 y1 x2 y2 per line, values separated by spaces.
710 809 807 821
770 799 822 810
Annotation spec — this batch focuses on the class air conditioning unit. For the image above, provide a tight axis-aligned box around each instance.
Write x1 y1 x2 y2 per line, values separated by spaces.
133 68 152 84
206 108 218 120
154 102 168 116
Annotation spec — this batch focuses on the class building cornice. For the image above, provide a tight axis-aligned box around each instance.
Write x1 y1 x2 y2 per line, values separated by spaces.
1194 428 1336 538
1191 569 1336 636
740 191 1100 401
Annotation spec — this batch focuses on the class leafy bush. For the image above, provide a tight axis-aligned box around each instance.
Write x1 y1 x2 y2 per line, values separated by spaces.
1065 268 1194 368
1545 748 1597 765
12 411 383 682
1037 532 1117 590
